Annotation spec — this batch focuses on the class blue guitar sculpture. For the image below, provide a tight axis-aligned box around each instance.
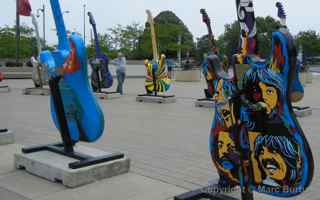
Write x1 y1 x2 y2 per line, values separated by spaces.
40 0 104 143
209 0 314 198
87 11 113 92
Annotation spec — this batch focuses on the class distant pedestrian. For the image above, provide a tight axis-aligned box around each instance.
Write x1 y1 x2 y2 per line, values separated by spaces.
111 52 126 95
166 57 174 79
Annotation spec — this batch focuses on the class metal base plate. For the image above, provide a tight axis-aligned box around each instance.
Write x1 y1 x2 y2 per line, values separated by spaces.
22 87 50 96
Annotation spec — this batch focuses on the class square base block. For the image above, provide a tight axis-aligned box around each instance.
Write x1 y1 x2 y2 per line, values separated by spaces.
22 88 50 96
294 107 313 118
195 99 215 108
95 92 121 100
0 85 10 93
136 95 176 104
0 130 14 145
14 145 130 188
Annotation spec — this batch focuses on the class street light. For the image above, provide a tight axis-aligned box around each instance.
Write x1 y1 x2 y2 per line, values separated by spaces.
83 4 86 46
36 4 46 47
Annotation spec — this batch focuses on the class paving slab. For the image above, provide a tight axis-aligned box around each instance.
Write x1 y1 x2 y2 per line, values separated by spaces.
15 145 130 188
36 173 187 200
0 171 65 199
0 187 31 200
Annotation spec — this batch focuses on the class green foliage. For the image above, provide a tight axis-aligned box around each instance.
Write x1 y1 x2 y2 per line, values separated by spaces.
137 10 194 59
213 16 281 59
0 24 36 59
106 23 144 58
295 30 320 58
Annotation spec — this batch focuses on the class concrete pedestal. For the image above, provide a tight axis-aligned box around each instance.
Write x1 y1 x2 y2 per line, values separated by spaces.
14 145 130 188
136 95 176 104
294 107 313 118
0 85 10 93
195 99 215 108
0 129 14 145
22 87 50 96
95 92 121 100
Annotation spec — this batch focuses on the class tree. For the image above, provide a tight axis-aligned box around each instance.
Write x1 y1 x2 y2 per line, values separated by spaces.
0 24 36 59
107 23 144 58
295 31 320 58
215 16 281 59
137 10 194 59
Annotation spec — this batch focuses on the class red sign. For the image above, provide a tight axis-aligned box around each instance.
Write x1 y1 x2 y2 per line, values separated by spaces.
18 0 32 16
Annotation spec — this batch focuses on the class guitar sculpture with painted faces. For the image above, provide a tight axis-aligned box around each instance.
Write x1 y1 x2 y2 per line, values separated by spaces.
208 0 314 197
144 10 171 95
40 0 104 143
88 11 113 92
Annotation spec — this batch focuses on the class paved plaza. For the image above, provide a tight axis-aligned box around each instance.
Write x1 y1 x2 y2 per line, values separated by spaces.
0 75 319 200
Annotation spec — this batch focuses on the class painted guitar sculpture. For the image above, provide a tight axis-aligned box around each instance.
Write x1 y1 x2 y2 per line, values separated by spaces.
31 14 47 88
209 0 313 197
88 11 113 92
40 0 104 143
200 9 219 99
144 10 171 95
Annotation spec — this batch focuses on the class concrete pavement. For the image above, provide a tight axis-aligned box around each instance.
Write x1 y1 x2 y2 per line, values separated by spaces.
0 76 319 200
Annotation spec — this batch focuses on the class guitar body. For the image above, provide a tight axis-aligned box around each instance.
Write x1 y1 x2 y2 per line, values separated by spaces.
209 1 313 197
41 0 104 143
144 55 171 94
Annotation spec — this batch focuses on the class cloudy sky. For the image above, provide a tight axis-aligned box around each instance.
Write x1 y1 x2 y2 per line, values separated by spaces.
1 0 319 45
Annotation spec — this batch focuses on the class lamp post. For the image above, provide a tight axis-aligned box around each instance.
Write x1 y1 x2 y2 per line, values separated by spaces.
37 4 46 47
83 4 86 46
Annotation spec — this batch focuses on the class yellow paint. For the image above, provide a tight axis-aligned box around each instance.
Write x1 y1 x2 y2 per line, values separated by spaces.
217 131 236 160
259 82 278 114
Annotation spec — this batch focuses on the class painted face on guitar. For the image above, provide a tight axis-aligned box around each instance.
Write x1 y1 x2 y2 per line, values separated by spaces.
259 82 278 114
217 131 236 164
254 135 301 188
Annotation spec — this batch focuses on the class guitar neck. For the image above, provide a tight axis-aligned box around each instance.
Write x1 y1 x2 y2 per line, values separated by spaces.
31 14 42 57
235 0 257 55
91 23 103 58
50 0 70 52
207 24 215 52
146 10 159 61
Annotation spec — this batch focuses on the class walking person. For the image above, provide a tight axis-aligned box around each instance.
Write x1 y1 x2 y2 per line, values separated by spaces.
111 52 126 95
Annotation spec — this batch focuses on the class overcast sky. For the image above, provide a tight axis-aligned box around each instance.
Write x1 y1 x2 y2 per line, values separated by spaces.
1 0 319 45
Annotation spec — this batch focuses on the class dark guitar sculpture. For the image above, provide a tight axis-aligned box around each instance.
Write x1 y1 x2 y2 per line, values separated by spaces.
88 12 113 92
208 0 314 198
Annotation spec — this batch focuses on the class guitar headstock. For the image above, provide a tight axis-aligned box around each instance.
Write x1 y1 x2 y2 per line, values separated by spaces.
146 10 153 26
87 12 96 26
276 2 286 20
200 9 210 26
